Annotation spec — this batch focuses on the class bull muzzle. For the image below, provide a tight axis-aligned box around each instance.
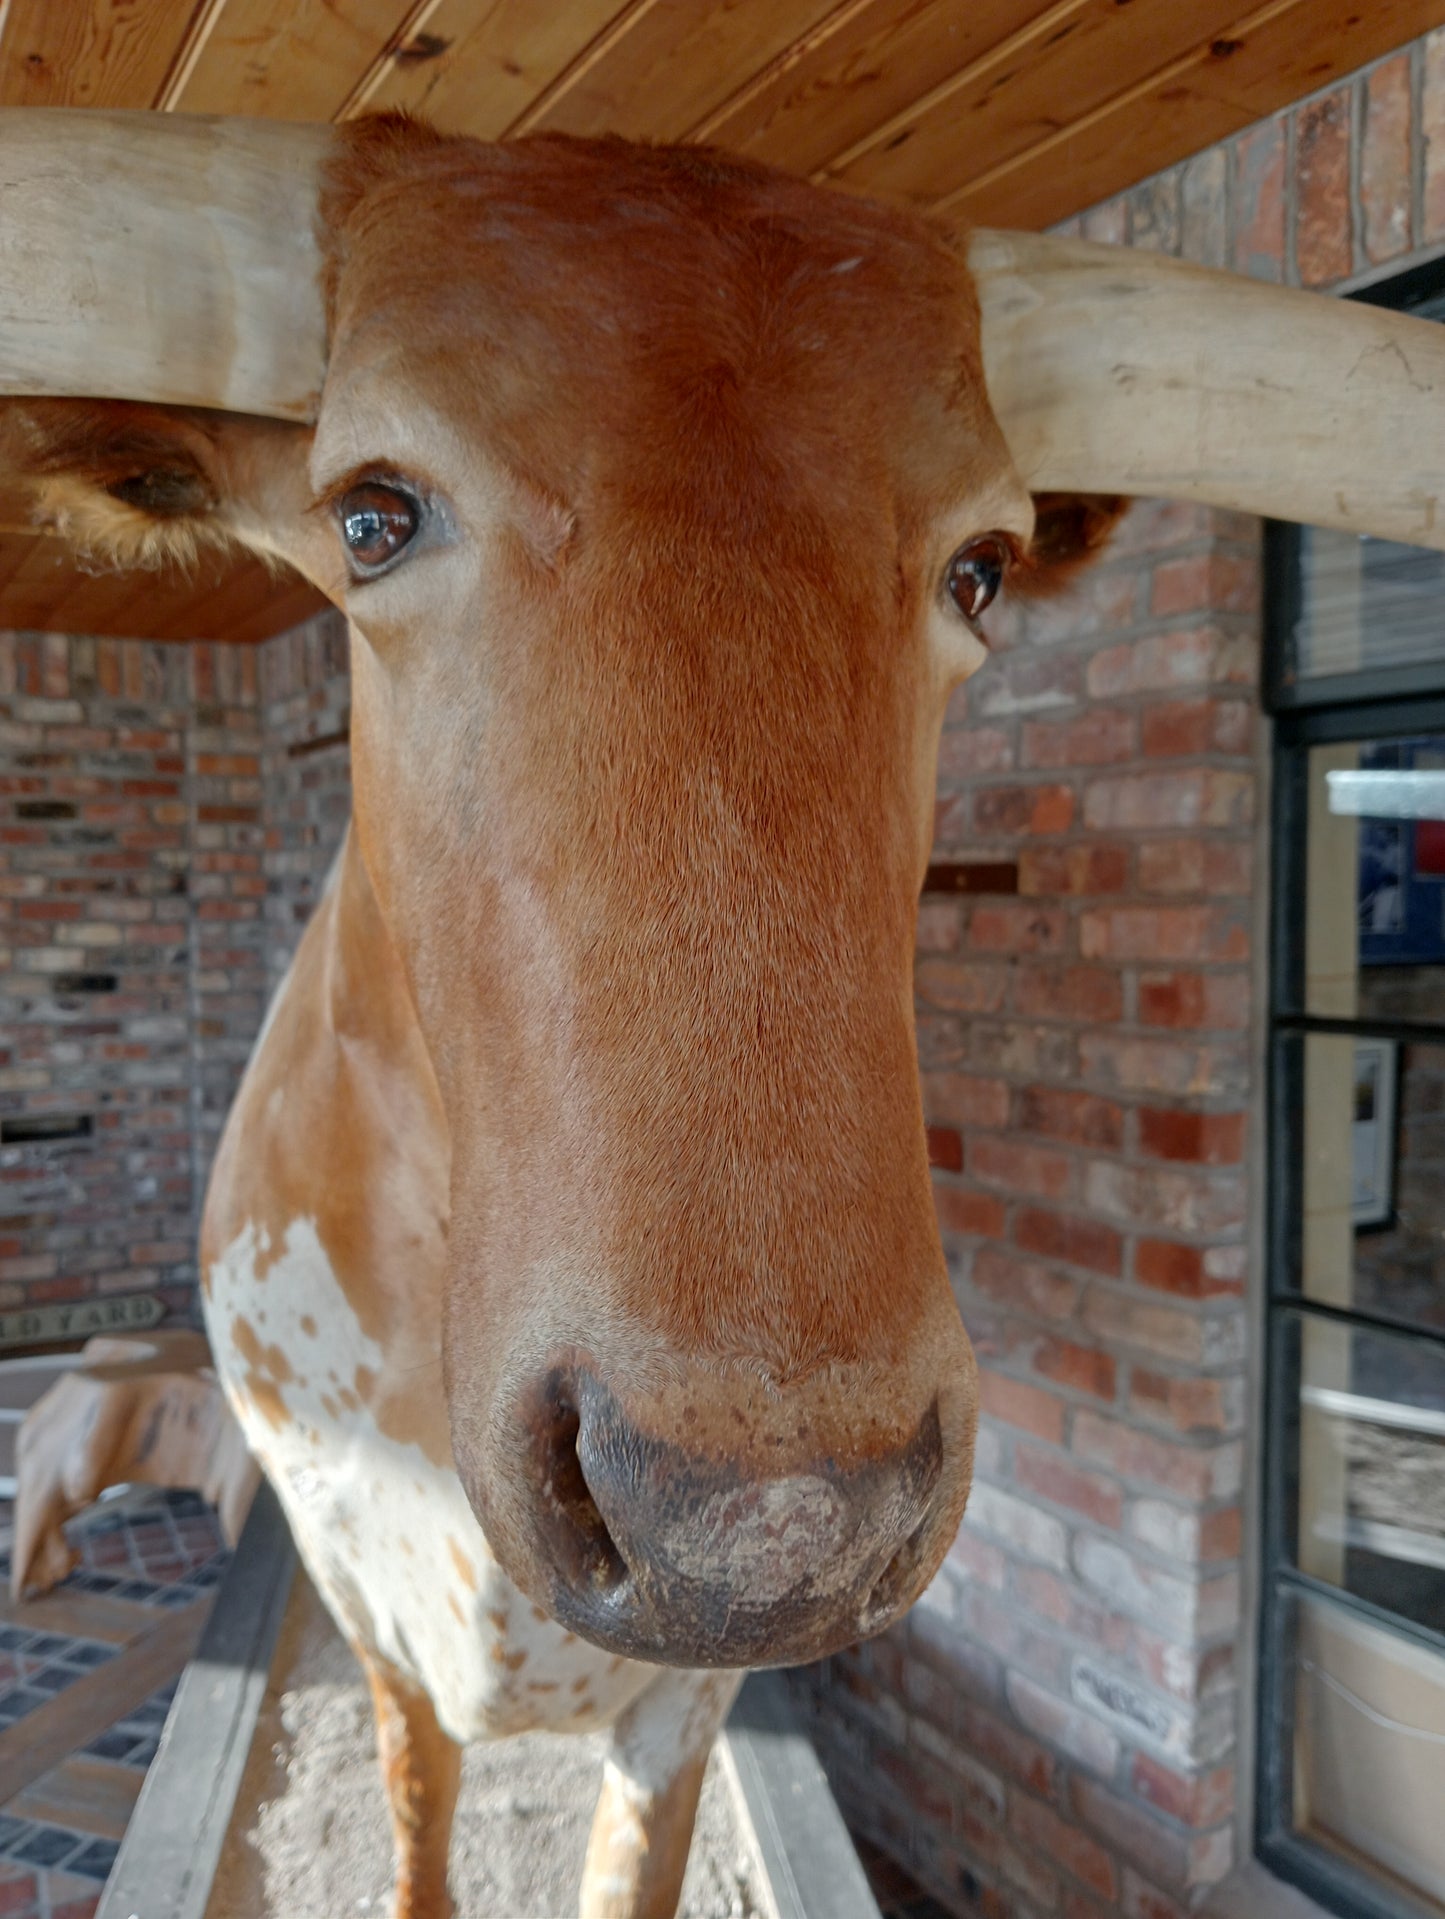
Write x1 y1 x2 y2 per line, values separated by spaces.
460 1322 978 1670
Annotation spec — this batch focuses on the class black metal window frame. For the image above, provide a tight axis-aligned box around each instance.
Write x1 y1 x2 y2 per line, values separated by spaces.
1257 250 1445 1918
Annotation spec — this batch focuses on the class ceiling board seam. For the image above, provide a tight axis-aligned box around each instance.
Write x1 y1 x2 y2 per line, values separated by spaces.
925 0 1305 218
683 0 879 145
504 0 663 138
809 0 1090 181
154 0 228 113
334 0 452 122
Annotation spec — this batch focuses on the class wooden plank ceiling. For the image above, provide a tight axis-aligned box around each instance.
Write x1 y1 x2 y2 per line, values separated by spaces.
1 0 1442 646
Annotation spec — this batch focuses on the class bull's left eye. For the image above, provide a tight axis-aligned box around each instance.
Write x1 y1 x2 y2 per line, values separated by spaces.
944 536 1010 622
339 483 420 571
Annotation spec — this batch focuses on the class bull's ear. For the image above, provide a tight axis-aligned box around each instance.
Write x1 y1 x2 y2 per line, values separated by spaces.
0 399 335 594
1014 491 1127 597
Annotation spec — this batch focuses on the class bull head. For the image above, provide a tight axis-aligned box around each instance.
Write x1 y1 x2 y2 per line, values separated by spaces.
0 111 1440 1669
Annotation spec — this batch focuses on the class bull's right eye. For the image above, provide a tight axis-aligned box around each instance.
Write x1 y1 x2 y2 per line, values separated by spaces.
338 482 420 572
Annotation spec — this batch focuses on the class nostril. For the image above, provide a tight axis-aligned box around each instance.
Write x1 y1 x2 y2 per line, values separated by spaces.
534 1388 628 1595
862 1512 933 1628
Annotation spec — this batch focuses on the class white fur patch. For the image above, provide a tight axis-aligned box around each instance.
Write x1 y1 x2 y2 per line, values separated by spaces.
205 1216 659 1745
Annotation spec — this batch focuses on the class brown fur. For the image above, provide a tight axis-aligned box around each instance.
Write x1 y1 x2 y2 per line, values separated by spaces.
2 131 1126 1910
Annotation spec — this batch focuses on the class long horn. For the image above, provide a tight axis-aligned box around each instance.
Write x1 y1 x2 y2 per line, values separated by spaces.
0 110 329 422
971 229 1445 552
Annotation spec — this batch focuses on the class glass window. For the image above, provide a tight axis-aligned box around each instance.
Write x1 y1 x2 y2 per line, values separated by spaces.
1291 534 1445 687
1282 1586 1445 1913
1301 733 1445 1023
1290 1034 1445 1336
1263 274 1445 1919
1280 1310 1445 1634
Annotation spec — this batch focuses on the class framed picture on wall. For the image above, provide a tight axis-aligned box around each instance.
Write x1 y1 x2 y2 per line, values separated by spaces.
1352 1038 1399 1230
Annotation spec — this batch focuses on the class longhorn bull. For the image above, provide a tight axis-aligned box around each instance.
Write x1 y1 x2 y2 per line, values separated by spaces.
0 110 1440 1919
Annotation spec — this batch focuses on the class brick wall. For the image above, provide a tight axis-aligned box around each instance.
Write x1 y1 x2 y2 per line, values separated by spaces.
789 28 1445 1919
0 612 349 1330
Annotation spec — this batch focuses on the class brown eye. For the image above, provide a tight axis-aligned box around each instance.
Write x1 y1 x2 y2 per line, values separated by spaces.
944 536 1010 621
339 482 420 571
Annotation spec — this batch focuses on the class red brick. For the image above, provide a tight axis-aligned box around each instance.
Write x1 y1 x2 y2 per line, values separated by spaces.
974 651 1083 718
974 783 1076 837
978 1368 1066 1444
1134 1239 1241 1300
1013 965 1123 1024
916 898 962 952
1138 971 1206 1029
958 1697 1057 1797
1081 903 1248 963
1295 89 1353 286
877 1745 956 1829
967 900 1069 955
1016 1206 1123 1277
1233 117 1286 279
1085 1158 1245 1237
916 957 1009 1014
0 1872 38 1915
1084 770 1253 835
1072 1410 1242 1502
1034 1336 1116 1401
1086 628 1233 699
937 724 1014 778
935 1183 1007 1240
909 1603 1003 1706
1149 552 1258 619
1129 1370 1242 1435
1361 54 1412 264
1013 1564 1135 1660
1122 1872 1189 1919
1129 1754 1234 1830
1011 1793 1118 1903
923 1071 1011 1131
1008 1669 1122 1776
1018 1085 1124 1150
1014 1440 1123 1528
1018 843 1130 896
970 1244 1082 1323
1138 1108 1246 1165
1140 697 1253 760
970 1135 1077 1202
1427 31 1445 239
926 1124 963 1172
1200 1505 1243 1560
1138 840 1253 897
1071 1777 1188 1889
1021 708 1136 769
948 1523 1009 1590
1080 1031 1242 1098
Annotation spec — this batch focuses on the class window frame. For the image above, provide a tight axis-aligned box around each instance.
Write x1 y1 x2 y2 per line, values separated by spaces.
1258 248 1445 1916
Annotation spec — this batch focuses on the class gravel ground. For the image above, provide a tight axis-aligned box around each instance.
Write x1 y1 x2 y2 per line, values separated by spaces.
207 1575 767 1919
